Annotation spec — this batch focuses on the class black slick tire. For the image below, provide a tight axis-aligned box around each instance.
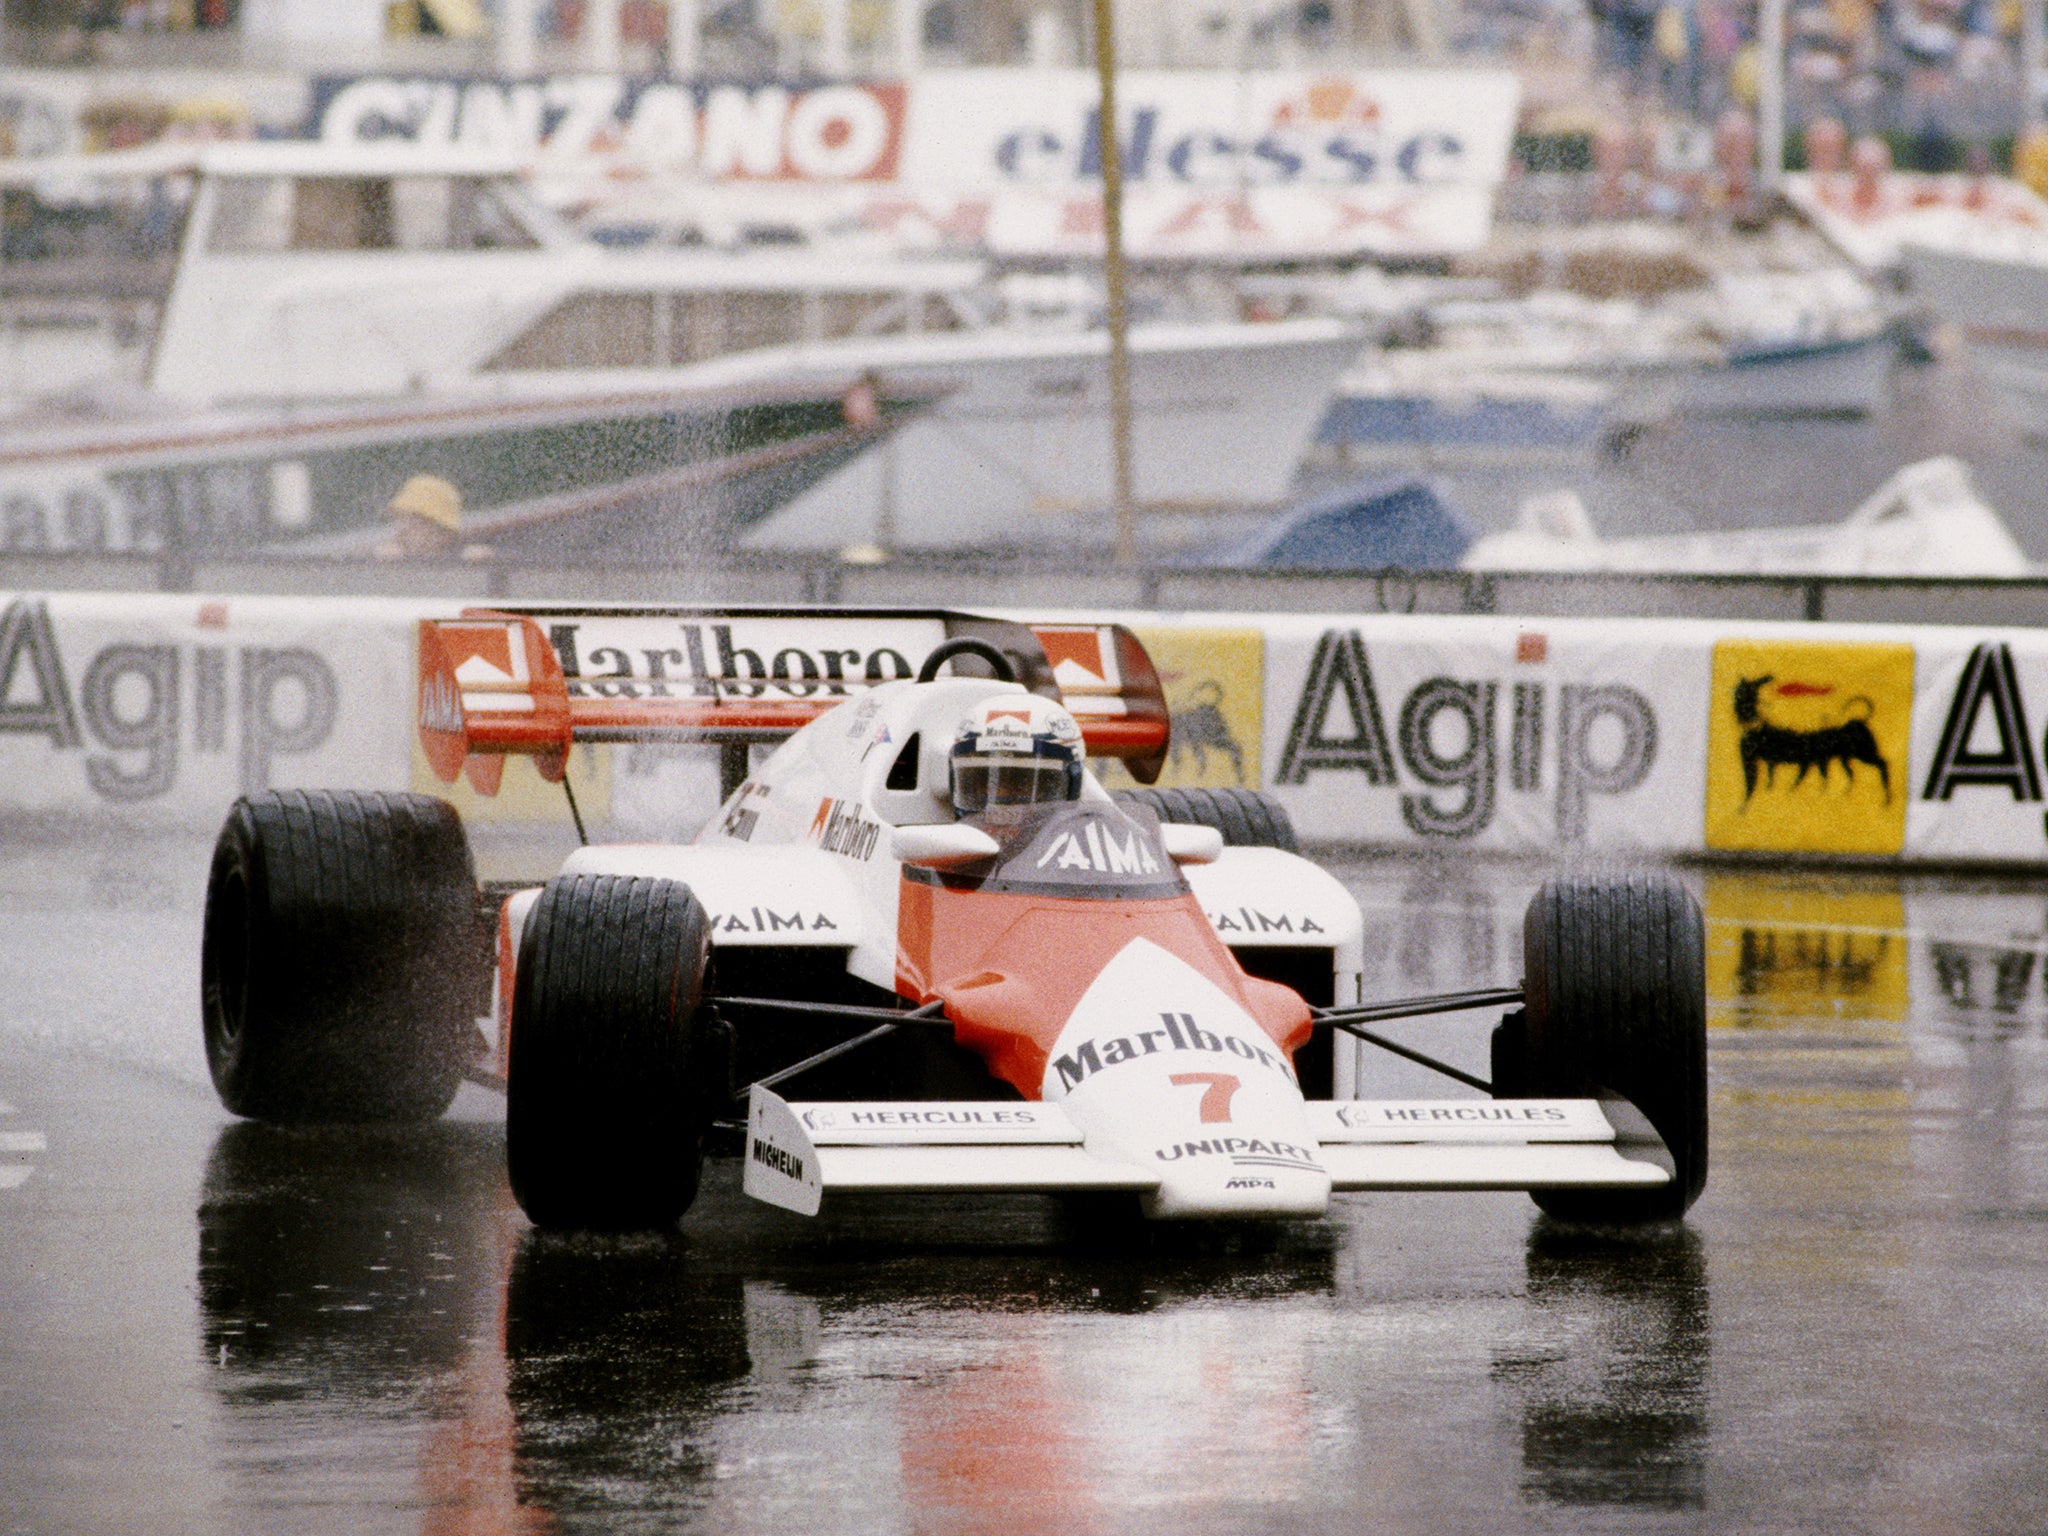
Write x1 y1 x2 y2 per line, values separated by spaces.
1499 873 1708 1224
1112 786 1300 851
201 790 481 1124
505 873 715 1232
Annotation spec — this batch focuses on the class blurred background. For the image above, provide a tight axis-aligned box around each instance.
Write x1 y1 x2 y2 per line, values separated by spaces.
6 0 2048 584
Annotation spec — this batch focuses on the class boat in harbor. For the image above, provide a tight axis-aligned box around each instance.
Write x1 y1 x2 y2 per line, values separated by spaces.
1462 456 2029 576
1900 234 2048 439
1281 248 1894 475
14 141 1359 558
0 378 921 561
0 145 932 556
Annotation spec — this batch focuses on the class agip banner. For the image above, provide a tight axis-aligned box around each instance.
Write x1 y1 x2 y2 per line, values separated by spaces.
17 590 2048 868
1907 637 2048 860
0 592 418 823
1256 616 1705 853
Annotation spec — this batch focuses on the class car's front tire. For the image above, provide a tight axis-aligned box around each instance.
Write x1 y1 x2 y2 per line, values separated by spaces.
201 790 481 1124
506 874 718 1231
1495 873 1708 1224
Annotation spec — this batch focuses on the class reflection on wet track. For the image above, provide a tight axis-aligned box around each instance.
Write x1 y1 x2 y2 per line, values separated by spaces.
7 832 2048 1532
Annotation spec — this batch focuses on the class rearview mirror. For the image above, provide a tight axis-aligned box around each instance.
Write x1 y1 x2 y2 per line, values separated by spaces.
890 823 1001 868
1158 823 1223 865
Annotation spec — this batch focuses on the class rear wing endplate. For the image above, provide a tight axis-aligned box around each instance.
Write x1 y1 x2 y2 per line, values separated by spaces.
418 605 1168 794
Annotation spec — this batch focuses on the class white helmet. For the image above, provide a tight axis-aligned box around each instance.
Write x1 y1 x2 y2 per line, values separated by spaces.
949 695 1085 816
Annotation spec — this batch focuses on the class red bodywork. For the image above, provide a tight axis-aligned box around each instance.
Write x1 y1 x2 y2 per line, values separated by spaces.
894 876 1315 1101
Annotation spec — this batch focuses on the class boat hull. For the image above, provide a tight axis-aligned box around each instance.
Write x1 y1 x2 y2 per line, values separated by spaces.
1903 241 2048 437
0 383 910 558
639 320 1364 553
1611 331 1895 421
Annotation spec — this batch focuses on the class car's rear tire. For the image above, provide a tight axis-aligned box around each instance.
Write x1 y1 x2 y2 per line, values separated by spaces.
1112 787 1299 851
506 874 717 1232
201 790 481 1124
1495 873 1708 1224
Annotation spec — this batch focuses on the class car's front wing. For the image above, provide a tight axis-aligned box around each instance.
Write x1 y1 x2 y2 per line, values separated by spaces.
742 1088 1669 1218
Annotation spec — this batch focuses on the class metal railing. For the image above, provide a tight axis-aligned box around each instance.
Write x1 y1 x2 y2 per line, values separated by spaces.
6 547 2048 627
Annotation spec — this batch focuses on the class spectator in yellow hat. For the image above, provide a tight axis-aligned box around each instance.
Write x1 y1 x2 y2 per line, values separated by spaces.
376 474 488 560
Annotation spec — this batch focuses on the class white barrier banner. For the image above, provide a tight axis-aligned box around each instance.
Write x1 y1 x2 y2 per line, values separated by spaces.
1257 616 1706 852
0 592 421 824
1908 633 2048 862
13 590 2048 867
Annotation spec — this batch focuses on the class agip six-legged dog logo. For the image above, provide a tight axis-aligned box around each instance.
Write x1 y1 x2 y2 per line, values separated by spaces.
1706 640 1913 855
1732 674 1891 804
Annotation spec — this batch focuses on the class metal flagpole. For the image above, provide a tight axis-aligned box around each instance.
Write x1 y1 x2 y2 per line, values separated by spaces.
1757 0 1786 192
1091 0 1138 567
2026 0 2046 128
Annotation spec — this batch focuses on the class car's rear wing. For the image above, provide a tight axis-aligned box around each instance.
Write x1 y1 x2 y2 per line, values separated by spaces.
418 605 1169 794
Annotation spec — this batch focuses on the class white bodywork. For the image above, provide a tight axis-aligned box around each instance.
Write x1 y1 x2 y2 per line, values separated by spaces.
743 1088 1666 1218
501 671 1669 1219
1463 455 2032 577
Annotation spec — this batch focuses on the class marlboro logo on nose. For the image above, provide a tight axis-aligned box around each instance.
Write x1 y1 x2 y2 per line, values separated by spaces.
987 708 1032 722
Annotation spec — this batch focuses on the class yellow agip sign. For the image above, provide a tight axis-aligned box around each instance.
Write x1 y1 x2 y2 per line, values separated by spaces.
1704 639 1914 855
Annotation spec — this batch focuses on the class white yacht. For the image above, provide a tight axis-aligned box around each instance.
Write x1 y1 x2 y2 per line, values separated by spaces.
3 142 1358 556
1463 456 2029 576
0 145 939 557
144 143 1356 550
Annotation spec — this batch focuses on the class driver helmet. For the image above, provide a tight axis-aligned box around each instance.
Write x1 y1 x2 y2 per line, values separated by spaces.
950 695 1085 816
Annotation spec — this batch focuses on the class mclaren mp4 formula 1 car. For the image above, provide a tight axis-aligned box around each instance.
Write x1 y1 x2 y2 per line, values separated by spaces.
199 605 1707 1230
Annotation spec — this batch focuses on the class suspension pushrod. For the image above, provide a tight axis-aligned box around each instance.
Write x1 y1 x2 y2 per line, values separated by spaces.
735 1000 948 1098
1326 1020 1494 1095
747 1023 901 1095
1315 985 1524 1029
714 996 952 1026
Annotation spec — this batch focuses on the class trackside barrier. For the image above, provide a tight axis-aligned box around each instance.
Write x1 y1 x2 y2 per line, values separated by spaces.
1094 612 2042 862
5 589 2048 867
17 550 2048 629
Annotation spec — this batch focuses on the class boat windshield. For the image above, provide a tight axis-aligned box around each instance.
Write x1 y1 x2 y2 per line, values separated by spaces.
907 801 1188 900
206 173 541 254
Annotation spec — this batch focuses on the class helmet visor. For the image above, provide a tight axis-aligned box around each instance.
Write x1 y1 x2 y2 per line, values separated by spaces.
952 756 1072 815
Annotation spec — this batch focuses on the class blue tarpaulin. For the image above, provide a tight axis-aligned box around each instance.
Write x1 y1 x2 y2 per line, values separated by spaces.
1202 476 1472 570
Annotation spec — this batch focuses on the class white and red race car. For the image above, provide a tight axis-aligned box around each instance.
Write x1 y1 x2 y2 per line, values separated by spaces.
200 606 1706 1230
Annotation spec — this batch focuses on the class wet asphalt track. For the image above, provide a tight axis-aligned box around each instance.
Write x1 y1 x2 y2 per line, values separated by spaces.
5 825 2048 1534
